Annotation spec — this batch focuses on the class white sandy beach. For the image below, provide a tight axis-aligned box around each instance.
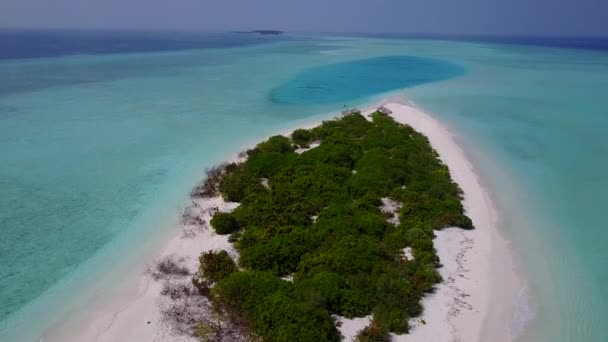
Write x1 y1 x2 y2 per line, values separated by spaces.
46 100 521 342
381 102 521 342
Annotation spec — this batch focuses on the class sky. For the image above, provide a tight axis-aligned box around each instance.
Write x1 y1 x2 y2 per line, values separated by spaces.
1 0 607 36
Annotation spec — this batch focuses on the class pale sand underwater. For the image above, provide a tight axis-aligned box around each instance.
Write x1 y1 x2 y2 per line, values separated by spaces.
45 100 522 342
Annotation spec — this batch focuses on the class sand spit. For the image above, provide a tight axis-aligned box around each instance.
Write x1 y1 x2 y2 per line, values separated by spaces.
47 101 521 342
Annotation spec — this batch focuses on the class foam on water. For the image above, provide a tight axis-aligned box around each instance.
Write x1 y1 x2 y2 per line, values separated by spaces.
512 283 537 339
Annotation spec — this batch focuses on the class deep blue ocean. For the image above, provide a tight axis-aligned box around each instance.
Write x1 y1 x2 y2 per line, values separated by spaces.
1 30 608 341
0 29 293 59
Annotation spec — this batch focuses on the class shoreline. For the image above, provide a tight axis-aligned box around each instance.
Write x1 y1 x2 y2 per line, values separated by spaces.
381 102 522 342
45 100 522 342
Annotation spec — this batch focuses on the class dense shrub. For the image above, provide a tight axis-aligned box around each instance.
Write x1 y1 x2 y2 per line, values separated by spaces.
312 204 389 242
195 110 473 341
239 226 314 276
302 142 363 169
252 291 340 341
210 212 239 235
197 250 237 283
257 135 294 154
212 271 341 342
246 152 293 178
298 235 386 276
292 129 313 147
219 167 259 202
293 272 345 311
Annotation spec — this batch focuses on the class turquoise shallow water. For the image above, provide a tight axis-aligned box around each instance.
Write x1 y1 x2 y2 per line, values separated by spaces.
0 34 466 340
1 33 608 341
401 42 608 341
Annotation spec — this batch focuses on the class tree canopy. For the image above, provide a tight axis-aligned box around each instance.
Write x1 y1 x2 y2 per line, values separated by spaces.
195 111 473 341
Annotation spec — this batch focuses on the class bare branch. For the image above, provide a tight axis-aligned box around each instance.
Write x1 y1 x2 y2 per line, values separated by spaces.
145 255 190 280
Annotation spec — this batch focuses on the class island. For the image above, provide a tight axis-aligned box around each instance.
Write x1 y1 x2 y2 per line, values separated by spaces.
149 106 474 342
60 102 502 342
234 30 284 35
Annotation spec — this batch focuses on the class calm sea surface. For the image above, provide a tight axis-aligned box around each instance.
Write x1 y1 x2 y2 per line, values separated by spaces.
1 30 607 341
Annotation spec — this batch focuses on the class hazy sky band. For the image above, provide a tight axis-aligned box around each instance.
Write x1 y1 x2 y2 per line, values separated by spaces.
1 0 607 36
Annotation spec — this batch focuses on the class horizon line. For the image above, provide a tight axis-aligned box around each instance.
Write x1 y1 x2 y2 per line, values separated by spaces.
1 26 608 39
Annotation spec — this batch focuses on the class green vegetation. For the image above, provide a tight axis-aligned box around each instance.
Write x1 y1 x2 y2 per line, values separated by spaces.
195 111 473 341
197 250 237 283
292 128 313 147
355 323 391 342
210 212 240 235
213 271 341 341
192 250 238 296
